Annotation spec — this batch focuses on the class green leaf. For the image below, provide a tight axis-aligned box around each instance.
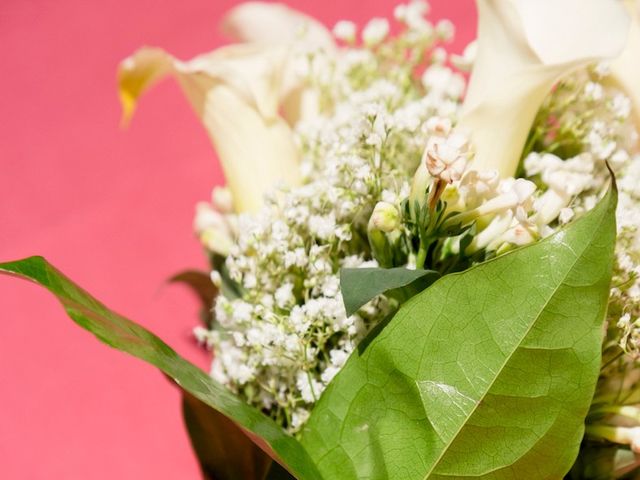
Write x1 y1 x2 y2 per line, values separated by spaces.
0 257 319 480
340 267 440 317
300 185 617 479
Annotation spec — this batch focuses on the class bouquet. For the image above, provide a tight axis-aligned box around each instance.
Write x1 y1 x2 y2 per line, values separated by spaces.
4 0 640 478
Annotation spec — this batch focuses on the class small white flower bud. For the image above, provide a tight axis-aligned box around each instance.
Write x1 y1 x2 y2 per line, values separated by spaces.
369 201 401 233
395 1 430 29
193 326 213 347
584 81 604 101
425 116 452 136
333 20 356 43
467 211 514 253
409 162 431 217
618 313 632 329
451 41 477 72
194 202 235 255
489 207 538 250
458 169 500 209
593 61 611 78
210 270 222 288
533 189 570 227
435 19 454 41
421 65 465 98
475 178 536 217
611 93 632 119
200 228 234 256
431 47 447 64
362 18 389 46
194 202 228 235
211 187 234 213
393 4 408 21
275 283 295 309
558 207 574 224
423 132 470 184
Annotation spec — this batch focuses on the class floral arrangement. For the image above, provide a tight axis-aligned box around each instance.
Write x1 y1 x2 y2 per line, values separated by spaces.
3 0 640 478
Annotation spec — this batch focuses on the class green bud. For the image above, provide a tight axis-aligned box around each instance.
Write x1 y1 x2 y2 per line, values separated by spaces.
368 201 401 233
368 202 407 268
409 163 431 220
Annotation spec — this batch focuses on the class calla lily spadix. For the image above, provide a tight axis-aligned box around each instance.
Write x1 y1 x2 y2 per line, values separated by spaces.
611 0 640 132
459 0 631 178
118 43 300 214
221 2 336 126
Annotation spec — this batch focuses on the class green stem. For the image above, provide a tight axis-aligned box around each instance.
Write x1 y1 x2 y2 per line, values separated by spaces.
416 245 427 269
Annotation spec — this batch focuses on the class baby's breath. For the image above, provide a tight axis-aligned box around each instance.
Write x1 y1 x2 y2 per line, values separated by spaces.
196 6 460 432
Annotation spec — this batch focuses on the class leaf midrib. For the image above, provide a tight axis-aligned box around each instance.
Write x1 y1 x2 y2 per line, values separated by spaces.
421 209 606 480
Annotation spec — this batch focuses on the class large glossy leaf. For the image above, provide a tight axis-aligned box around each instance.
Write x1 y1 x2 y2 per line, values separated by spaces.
299 185 617 479
0 257 319 480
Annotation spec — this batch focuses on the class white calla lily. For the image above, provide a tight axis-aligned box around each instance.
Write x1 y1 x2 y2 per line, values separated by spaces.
221 2 335 126
460 0 630 178
611 0 640 130
118 44 300 213
221 2 334 48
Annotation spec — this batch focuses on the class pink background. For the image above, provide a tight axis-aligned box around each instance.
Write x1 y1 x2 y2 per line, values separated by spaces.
0 1 475 478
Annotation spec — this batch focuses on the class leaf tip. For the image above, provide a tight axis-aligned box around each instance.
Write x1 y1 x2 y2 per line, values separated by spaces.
0 255 46 273
605 160 619 196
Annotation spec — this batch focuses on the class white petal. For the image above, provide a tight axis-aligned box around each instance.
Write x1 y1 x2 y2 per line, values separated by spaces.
533 189 571 226
220 3 335 127
512 178 536 203
118 45 300 213
611 0 640 130
220 1 334 49
460 0 630 177
517 0 631 64
469 210 514 252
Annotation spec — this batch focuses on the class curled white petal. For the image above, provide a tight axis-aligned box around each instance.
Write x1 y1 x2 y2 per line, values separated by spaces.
220 2 335 126
220 1 334 49
460 0 630 177
118 44 300 213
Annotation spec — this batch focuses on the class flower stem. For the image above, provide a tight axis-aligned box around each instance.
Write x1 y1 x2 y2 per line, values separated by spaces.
416 245 427 269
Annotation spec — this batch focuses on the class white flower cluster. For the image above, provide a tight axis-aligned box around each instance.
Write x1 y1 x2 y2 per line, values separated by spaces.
193 187 236 257
611 167 640 357
413 120 542 257
193 9 465 432
323 4 465 117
